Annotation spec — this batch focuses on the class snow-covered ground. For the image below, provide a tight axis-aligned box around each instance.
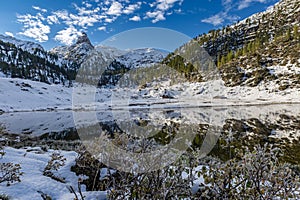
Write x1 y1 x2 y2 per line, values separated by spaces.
0 147 107 200
0 78 72 112
1 76 299 113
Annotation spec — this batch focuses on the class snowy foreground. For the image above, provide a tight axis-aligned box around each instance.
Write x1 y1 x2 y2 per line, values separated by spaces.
0 147 107 200
0 146 206 199
0 77 300 113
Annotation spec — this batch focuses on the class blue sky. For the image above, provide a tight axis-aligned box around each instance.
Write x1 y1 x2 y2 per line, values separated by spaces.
0 0 279 50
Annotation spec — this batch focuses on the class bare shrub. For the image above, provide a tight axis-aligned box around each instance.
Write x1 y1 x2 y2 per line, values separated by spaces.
198 145 300 199
43 151 66 183
0 127 23 186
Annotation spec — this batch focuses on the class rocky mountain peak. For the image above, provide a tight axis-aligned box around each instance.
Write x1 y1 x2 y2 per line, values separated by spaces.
49 32 94 66
76 32 93 47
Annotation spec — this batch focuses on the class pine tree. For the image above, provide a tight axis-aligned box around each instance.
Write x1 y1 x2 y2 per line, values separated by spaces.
227 50 234 61
293 25 299 40
286 28 291 40
221 56 226 66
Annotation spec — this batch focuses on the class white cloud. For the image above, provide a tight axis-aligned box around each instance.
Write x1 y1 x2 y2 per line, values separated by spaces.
53 10 70 21
104 0 110 6
17 13 50 42
129 15 141 21
146 10 166 23
226 14 240 22
52 7 102 29
84 2 93 8
32 6 47 13
123 2 142 14
5 32 14 37
69 13 99 28
201 12 240 26
109 36 117 42
54 26 81 45
238 0 267 10
18 0 186 43
74 4 100 16
107 1 123 16
146 0 183 23
156 0 183 11
104 16 117 23
222 0 233 11
201 13 225 26
47 15 59 25
223 0 233 4
149 2 156 7
201 0 247 26
98 26 107 31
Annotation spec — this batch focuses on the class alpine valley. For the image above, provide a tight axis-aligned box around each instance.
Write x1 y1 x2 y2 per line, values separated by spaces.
0 0 300 199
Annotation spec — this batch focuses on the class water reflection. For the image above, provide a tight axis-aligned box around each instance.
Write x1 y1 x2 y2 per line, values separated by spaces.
1 104 300 166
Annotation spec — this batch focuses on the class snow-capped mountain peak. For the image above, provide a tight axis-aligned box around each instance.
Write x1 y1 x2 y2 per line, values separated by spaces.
50 32 94 65
116 48 169 68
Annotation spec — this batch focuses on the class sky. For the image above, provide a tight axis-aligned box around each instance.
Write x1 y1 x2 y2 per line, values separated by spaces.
0 0 279 50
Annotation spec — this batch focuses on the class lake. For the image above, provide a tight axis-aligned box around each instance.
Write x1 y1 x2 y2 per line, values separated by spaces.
1 103 300 165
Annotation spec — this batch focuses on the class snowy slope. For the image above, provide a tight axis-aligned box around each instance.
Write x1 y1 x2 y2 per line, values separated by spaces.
0 78 72 112
95 45 126 61
116 48 169 68
1 75 300 113
0 34 44 54
81 46 168 69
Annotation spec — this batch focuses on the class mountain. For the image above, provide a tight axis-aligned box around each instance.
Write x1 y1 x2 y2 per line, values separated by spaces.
0 34 73 85
50 32 94 66
0 0 299 114
94 46 126 61
0 34 44 54
78 47 169 86
0 32 168 86
116 48 169 68
193 0 300 88
1 0 298 91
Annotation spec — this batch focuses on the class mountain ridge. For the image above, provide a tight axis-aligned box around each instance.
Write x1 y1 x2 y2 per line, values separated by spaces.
0 0 299 90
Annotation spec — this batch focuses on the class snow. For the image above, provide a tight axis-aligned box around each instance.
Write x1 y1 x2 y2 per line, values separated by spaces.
95 45 126 61
0 77 299 198
116 48 169 68
1 75 299 113
0 78 72 112
0 72 6 78
267 64 300 76
0 147 107 200
0 34 44 54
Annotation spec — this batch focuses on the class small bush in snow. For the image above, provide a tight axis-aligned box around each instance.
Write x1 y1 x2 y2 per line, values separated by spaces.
0 193 10 200
0 160 23 186
198 144 300 199
0 140 23 186
71 142 300 199
43 151 66 183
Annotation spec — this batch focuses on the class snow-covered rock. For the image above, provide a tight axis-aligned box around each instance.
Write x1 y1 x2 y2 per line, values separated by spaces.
50 32 94 65
116 48 169 68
